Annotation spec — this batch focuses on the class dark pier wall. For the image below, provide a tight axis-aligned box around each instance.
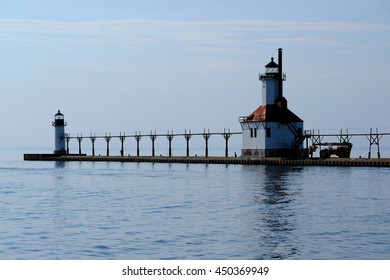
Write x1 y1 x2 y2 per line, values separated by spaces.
23 154 390 167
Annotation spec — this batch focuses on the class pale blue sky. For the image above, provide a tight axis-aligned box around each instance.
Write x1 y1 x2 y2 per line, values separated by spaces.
1 0 390 150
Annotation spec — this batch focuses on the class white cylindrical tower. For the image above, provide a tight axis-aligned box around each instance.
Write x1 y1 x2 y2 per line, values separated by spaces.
260 57 280 105
52 110 67 154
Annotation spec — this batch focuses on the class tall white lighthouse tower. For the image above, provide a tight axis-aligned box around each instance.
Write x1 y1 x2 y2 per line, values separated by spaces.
240 48 304 158
52 110 67 155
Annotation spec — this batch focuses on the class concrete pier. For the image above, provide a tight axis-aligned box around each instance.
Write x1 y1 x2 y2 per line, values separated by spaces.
23 154 390 167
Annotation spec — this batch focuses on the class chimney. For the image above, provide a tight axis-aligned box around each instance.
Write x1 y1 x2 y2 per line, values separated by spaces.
278 48 283 98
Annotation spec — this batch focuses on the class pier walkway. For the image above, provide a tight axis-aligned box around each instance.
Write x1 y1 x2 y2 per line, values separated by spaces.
23 154 390 167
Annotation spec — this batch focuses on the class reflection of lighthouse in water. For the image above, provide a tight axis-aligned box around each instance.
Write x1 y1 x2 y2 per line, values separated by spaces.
52 110 67 155
251 165 301 259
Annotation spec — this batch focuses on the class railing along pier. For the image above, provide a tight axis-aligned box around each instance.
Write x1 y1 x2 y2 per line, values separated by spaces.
308 128 390 158
64 128 390 159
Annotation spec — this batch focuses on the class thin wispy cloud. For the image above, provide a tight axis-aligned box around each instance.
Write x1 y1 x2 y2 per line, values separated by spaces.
254 37 347 47
1 19 389 48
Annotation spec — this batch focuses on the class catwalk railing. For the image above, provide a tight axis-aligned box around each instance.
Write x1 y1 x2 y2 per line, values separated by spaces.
63 128 390 158
305 128 390 158
64 129 242 157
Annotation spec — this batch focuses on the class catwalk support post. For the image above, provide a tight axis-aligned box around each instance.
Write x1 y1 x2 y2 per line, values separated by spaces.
184 129 192 157
150 131 157 157
135 132 142 157
223 128 231 157
90 133 96 156
119 132 126 156
366 128 382 159
166 131 174 157
203 129 211 157
77 133 83 155
105 133 112 156
65 135 70 155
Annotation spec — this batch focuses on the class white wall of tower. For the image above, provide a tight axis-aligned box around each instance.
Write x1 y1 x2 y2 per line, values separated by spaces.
54 126 65 153
262 80 279 105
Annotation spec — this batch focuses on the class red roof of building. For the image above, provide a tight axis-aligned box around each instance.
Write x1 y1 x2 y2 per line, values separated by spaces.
244 104 303 123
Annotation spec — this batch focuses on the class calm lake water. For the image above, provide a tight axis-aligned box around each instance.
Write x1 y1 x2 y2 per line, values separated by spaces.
1 150 390 259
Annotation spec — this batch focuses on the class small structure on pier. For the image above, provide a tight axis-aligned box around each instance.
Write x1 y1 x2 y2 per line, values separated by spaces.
239 48 305 158
52 110 67 155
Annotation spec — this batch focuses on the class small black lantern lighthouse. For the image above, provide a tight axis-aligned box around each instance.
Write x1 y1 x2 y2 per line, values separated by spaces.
52 110 67 154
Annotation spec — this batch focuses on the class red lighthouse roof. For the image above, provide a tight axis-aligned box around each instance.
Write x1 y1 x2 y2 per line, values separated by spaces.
244 104 303 123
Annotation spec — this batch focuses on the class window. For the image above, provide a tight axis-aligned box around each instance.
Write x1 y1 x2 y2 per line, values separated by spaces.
266 128 271 137
250 128 257 138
